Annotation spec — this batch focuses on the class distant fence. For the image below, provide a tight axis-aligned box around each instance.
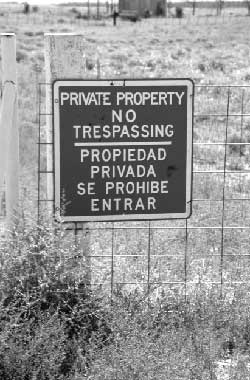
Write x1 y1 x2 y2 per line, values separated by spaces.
0 1 119 26
166 1 250 17
167 1 250 9
0 0 249 28
38 81 250 299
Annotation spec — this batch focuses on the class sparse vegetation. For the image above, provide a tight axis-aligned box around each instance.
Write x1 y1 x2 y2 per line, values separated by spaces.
2 222 250 379
0 4 250 379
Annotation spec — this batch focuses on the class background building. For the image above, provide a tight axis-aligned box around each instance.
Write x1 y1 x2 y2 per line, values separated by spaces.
119 0 166 17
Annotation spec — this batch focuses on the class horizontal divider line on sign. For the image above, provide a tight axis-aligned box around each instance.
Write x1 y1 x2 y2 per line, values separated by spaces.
38 199 54 202
39 171 54 174
74 141 172 147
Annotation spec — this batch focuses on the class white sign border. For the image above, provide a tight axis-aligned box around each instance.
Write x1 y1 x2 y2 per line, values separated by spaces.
53 79 194 222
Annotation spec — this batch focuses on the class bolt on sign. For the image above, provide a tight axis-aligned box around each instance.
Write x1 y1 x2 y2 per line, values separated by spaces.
53 79 194 222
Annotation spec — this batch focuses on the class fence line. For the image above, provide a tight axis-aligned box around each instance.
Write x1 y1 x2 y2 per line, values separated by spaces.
0 5 248 28
37 82 250 299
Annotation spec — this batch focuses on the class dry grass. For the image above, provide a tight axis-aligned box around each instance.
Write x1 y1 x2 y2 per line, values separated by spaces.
1 7 250 378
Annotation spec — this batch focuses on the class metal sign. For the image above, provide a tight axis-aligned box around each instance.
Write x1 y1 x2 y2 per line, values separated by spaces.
53 79 193 222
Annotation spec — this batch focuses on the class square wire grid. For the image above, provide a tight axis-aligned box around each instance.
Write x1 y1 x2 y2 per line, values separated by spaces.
38 84 250 299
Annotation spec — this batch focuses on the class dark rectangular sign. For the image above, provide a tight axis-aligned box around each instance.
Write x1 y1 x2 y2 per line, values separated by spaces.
53 79 193 222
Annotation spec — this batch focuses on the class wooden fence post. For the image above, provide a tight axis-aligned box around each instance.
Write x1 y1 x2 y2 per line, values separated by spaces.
0 33 19 232
44 34 91 286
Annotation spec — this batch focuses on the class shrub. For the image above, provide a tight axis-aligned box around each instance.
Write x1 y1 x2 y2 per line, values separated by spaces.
198 63 206 72
83 286 250 379
16 50 27 62
23 2 30 15
0 311 66 380
175 7 183 18
0 220 112 378
2 215 250 378
210 60 225 72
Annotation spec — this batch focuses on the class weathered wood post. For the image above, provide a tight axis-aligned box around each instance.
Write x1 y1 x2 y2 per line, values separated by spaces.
44 34 91 286
0 33 19 231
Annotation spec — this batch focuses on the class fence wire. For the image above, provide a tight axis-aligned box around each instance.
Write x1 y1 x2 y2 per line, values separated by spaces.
38 84 250 300
0 5 249 29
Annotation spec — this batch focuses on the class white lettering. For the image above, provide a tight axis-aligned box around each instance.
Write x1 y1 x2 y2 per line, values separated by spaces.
112 109 123 123
80 149 89 162
61 92 69 105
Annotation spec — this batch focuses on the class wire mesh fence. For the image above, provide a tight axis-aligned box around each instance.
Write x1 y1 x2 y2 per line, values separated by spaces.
0 2 249 29
38 83 250 300
4 12 248 27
